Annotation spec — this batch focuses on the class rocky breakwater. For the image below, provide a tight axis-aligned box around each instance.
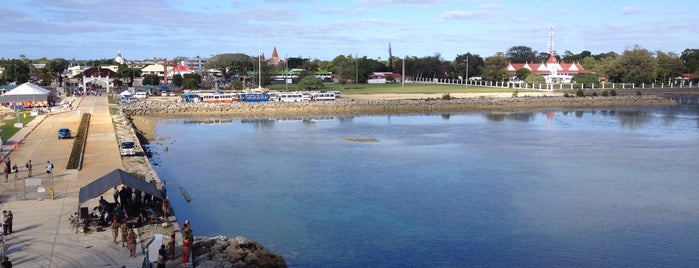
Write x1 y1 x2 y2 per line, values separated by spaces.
191 236 287 268
120 95 676 117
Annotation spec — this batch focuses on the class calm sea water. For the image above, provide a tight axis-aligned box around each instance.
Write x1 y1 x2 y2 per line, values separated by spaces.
145 104 699 267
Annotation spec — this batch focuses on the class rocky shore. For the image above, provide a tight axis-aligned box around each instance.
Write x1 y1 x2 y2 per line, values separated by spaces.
120 95 677 117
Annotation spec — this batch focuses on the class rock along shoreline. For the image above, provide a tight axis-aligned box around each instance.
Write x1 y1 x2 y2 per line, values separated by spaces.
120 95 677 118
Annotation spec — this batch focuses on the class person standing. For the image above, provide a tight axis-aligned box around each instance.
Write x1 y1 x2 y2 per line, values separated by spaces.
1 211 7 235
3 157 9 183
112 186 119 205
167 230 176 260
46 161 54 179
120 219 128 247
25 160 32 177
126 226 137 257
162 197 170 221
11 165 17 181
1 256 12 268
157 244 167 268
182 230 192 263
6 211 12 234
110 218 120 244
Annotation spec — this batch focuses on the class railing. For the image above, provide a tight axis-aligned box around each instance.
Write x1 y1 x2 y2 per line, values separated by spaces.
408 77 699 91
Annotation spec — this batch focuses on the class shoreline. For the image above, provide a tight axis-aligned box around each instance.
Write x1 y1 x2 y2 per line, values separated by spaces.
121 95 677 118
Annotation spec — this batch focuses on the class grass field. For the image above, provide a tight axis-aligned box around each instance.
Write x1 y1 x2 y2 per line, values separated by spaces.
266 82 520 94
1 111 37 141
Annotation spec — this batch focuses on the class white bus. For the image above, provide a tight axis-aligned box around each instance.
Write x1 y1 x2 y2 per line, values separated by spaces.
278 92 304 102
311 92 336 101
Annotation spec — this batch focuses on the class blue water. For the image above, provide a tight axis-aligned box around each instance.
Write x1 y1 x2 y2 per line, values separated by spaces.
145 105 699 267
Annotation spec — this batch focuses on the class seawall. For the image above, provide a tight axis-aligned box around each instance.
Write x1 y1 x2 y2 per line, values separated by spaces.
120 95 677 118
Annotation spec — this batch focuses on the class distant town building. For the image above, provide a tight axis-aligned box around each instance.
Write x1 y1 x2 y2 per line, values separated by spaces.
368 72 411 84
115 51 125 64
506 56 591 84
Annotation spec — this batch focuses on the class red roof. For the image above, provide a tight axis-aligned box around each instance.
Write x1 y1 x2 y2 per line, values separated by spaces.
507 61 592 75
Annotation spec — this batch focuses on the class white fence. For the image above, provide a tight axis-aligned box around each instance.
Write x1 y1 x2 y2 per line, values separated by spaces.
408 76 699 91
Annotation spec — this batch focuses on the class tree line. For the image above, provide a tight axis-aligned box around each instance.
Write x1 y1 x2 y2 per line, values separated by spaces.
2 46 698 89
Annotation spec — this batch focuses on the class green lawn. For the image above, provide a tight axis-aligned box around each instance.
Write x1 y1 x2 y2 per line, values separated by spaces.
266 83 520 94
1 111 37 141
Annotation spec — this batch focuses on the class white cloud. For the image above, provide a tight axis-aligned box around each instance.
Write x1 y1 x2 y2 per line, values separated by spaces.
621 7 648 15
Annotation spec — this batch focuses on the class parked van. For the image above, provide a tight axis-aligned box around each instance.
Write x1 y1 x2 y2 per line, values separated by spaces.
134 91 148 99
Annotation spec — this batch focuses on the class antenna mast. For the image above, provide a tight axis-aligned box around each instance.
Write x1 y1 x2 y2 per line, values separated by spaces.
258 30 262 90
548 25 554 56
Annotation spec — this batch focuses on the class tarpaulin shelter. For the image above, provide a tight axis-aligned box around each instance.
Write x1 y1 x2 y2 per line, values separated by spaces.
0 82 49 103
78 169 162 206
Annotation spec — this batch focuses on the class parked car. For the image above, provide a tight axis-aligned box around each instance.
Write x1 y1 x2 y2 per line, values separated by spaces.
134 92 148 99
120 141 137 156
58 128 71 139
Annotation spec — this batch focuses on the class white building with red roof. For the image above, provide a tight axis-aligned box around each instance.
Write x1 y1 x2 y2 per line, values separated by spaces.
506 55 592 84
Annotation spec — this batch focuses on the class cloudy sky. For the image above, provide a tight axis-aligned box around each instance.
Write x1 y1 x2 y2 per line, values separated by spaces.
1 0 697 61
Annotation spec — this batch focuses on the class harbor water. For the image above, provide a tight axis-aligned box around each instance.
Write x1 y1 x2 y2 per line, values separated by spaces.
145 103 699 267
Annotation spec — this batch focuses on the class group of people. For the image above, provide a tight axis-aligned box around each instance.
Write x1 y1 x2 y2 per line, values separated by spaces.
3 157 52 183
1 211 13 235
110 218 138 258
1 211 14 268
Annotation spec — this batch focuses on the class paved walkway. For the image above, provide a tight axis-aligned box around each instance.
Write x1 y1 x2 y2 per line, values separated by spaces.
0 95 145 267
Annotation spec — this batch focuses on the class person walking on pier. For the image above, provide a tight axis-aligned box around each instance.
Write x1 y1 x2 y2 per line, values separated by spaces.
3 157 10 183
25 160 32 177
11 165 17 181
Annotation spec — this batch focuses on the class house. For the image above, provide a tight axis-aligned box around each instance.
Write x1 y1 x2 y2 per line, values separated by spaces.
368 72 411 84
506 55 592 84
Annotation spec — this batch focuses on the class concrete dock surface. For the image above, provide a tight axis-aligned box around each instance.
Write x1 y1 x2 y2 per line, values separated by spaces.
0 95 151 267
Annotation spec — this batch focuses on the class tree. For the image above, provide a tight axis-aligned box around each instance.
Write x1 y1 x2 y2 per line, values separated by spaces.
452 53 483 80
506 46 538 63
606 45 656 84
231 80 243 91
182 73 201 89
525 73 546 85
680 49 699 74
515 68 531 81
482 53 509 82
297 76 325 91
142 74 159 86
172 74 184 87
204 53 252 80
573 73 599 86
36 67 53 86
330 55 353 89
655 51 686 82
1 60 30 84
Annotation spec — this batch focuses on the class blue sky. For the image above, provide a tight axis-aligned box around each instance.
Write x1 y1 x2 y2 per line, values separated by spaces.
1 0 697 61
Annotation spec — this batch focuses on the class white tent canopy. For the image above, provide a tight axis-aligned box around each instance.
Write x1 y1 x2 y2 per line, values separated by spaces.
120 90 132 97
0 82 50 103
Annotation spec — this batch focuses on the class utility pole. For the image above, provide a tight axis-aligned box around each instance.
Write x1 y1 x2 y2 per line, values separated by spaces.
465 56 469 87
355 53 358 89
